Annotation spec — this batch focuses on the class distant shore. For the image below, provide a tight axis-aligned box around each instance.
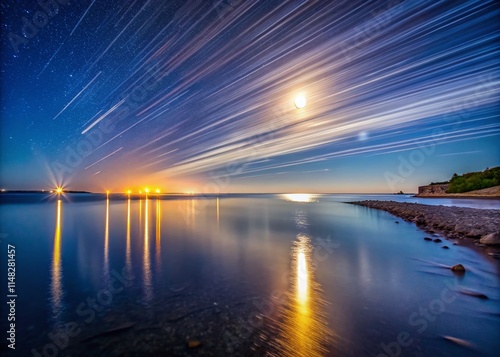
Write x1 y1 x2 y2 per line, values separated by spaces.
413 194 500 200
349 200 500 253
415 185 500 199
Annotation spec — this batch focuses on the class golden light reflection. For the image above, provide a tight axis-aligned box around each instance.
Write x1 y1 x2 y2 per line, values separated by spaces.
139 198 142 228
155 197 161 271
126 198 131 275
104 198 109 278
273 235 333 357
216 197 220 226
143 197 152 300
51 199 63 320
297 250 308 309
282 193 317 203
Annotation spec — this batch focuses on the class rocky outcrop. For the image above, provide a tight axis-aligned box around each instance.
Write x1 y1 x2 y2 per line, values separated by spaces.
349 200 500 242
416 185 500 197
417 184 449 196
479 232 500 245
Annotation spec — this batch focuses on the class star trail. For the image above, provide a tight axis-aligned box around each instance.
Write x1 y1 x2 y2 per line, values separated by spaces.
1 0 499 193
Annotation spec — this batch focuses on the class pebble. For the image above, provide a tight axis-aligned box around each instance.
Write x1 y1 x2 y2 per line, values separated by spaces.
187 340 202 349
451 264 466 273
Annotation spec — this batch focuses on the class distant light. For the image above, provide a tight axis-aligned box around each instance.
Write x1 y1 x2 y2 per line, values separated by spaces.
139 190 142 194
155 189 160 194
56 187 63 195
127 190 132 195
294 95 307 109
283 193 316 203
145 188 150 193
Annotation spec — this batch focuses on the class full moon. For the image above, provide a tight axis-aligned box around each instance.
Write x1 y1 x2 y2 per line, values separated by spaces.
294 95 307 109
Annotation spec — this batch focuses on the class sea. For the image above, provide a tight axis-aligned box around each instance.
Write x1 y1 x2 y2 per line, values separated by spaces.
0 193 498 356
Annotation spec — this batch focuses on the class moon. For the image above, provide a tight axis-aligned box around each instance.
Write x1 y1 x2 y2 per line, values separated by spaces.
294 95 307 109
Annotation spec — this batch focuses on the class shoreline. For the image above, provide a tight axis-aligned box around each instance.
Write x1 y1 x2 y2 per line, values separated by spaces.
349 200 500 259
413 194 500 200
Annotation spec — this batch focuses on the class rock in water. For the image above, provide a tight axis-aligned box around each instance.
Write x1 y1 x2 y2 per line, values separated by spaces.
424 237 433 241
187 340 202 349
442 335 474 348
442 246 449 249
451 264 466 272
433 238 442 243
479 232 500 245
459 290 488 300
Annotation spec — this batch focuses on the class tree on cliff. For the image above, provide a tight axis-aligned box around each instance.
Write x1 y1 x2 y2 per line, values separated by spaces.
446 167 500 193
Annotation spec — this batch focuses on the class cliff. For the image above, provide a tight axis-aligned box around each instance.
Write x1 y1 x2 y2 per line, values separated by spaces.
416 185 500 198
418 184 449 196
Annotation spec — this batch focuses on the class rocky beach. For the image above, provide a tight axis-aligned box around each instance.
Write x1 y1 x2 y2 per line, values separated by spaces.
350 200 500 251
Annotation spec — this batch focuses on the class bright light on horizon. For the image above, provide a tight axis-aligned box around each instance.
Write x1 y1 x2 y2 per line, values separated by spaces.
283 193 317 203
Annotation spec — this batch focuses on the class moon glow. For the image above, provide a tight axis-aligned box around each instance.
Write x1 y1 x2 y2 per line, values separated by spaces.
294 95 307 109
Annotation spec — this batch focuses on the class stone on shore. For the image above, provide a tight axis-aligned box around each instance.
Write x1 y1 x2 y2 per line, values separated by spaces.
349 200 500 243
479 232 500 245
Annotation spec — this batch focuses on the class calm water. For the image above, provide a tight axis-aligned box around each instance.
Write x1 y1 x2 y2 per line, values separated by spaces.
0 193 499 356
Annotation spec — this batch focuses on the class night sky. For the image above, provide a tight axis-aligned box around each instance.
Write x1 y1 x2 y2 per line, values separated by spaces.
1 0 499 193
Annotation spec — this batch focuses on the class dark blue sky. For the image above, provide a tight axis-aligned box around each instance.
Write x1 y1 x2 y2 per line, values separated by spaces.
1 0 499 193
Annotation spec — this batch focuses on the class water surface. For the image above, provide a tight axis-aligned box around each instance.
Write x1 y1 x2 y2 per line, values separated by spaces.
1 193 499 356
